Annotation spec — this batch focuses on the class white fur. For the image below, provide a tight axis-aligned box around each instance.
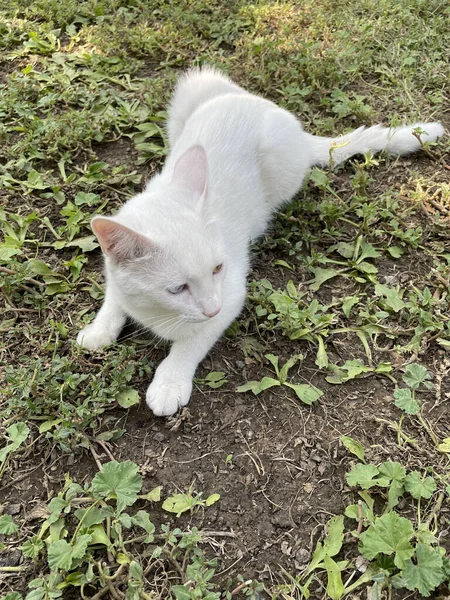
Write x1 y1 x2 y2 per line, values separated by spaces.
77 67 444 416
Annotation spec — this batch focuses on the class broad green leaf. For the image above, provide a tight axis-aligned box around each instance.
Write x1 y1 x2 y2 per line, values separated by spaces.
438 438 450 453
285 383 323 405
342 295 359 318
279 355 301 383
402 363 430 390
0 514 19 534
355 261 378 274
324 555 345 600
404 472 436 499
3 593 23 600
394 388 420 414
344 501 373 522
315 336 328 368
375 283 405 312
162 493 199 517
47 535 91 570
171 586 192 600
359 512 414 568
309 267 340 291
346 464 390 489
358 239 381 262
65 236 99 252
131 511 155 542
265 353 280 377
89 524 112 547
387 246 404 258
402 544 445 597
236 378 280 395
378 462 406 483
91 461 142 513
386 481 405 511
139 486 162 502
6 422 30 449
116 387 140 408
39 419 62 433
323 515 345 557
21 536 44 558
205 493 220 506
74 506 114 527
341 435 365 462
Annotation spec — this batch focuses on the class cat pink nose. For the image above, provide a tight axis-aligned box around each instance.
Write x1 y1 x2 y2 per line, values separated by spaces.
203 307 221 318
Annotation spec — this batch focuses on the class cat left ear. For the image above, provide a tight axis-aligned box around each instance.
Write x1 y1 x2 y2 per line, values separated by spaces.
92 217 153 262
171 145 208 201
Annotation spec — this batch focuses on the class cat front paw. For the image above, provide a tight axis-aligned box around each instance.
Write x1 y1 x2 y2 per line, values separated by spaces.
76 323 118 350
146 376 192 417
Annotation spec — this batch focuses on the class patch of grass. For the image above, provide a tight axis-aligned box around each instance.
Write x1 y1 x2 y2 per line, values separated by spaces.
1 0 449 598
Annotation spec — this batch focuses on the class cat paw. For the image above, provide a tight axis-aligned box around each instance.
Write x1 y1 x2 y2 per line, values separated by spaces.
146 377 192 417
76 323 118 350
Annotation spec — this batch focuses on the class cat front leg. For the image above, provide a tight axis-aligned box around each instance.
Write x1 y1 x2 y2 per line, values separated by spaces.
77 287 126 350
146 317 231 416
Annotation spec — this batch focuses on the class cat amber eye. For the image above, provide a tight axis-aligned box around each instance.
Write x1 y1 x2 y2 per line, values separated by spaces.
213 264 223 274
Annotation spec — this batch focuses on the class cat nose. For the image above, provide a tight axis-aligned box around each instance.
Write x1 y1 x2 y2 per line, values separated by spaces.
203 307 221 318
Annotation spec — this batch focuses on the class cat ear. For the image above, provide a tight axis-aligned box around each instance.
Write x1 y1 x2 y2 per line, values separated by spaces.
92 217 152 261
171 145 208 199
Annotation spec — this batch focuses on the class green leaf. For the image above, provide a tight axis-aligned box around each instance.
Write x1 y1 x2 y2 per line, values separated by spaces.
265 353 280 377
279 355 301 383
394 388 420 414
355 261 378 274
74 506 114 527
341 435 365 462
91 461 142 513
131 511 155 543
285 383 323 405
116 387 140 408
139 486 162 502
236 378 280 395
323 515 345 557
402 364 430 390
162 493 200 517
437 438 450 453
21 536 44 558
402 544 445 597
342 295 359 318
346 464 390 489
324 555 345 600
0 514 19 534
387 246 404 258
404 472 436 499
378 462 406 483
358 239 381 262
3 593 23 600
205 493 220 507
47 535 91 571
89 524 112 547
309 267 340 291
315 336 328 368
359 512 414 568
374 283 405 312
171 585 192 600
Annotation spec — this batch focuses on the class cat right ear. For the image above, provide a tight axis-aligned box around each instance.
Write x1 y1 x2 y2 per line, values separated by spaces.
92 217 152 262
171 145 208 202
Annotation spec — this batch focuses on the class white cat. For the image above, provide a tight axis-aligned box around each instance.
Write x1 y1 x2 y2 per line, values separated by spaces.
77 67 444 416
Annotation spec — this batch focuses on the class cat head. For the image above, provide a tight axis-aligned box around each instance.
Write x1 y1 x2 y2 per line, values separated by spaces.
92 145 227 325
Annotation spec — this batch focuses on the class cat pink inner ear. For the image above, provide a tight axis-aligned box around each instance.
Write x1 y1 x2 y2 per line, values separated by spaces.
171 145 208 197
92 217 152 261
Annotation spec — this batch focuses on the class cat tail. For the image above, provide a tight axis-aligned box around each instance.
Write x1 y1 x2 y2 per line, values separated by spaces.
305 122 444 168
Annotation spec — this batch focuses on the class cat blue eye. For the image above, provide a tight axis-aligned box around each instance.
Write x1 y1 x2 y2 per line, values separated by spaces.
168 284 188 295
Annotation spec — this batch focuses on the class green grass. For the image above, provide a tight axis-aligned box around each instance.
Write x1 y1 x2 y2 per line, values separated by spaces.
1 0 449 598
